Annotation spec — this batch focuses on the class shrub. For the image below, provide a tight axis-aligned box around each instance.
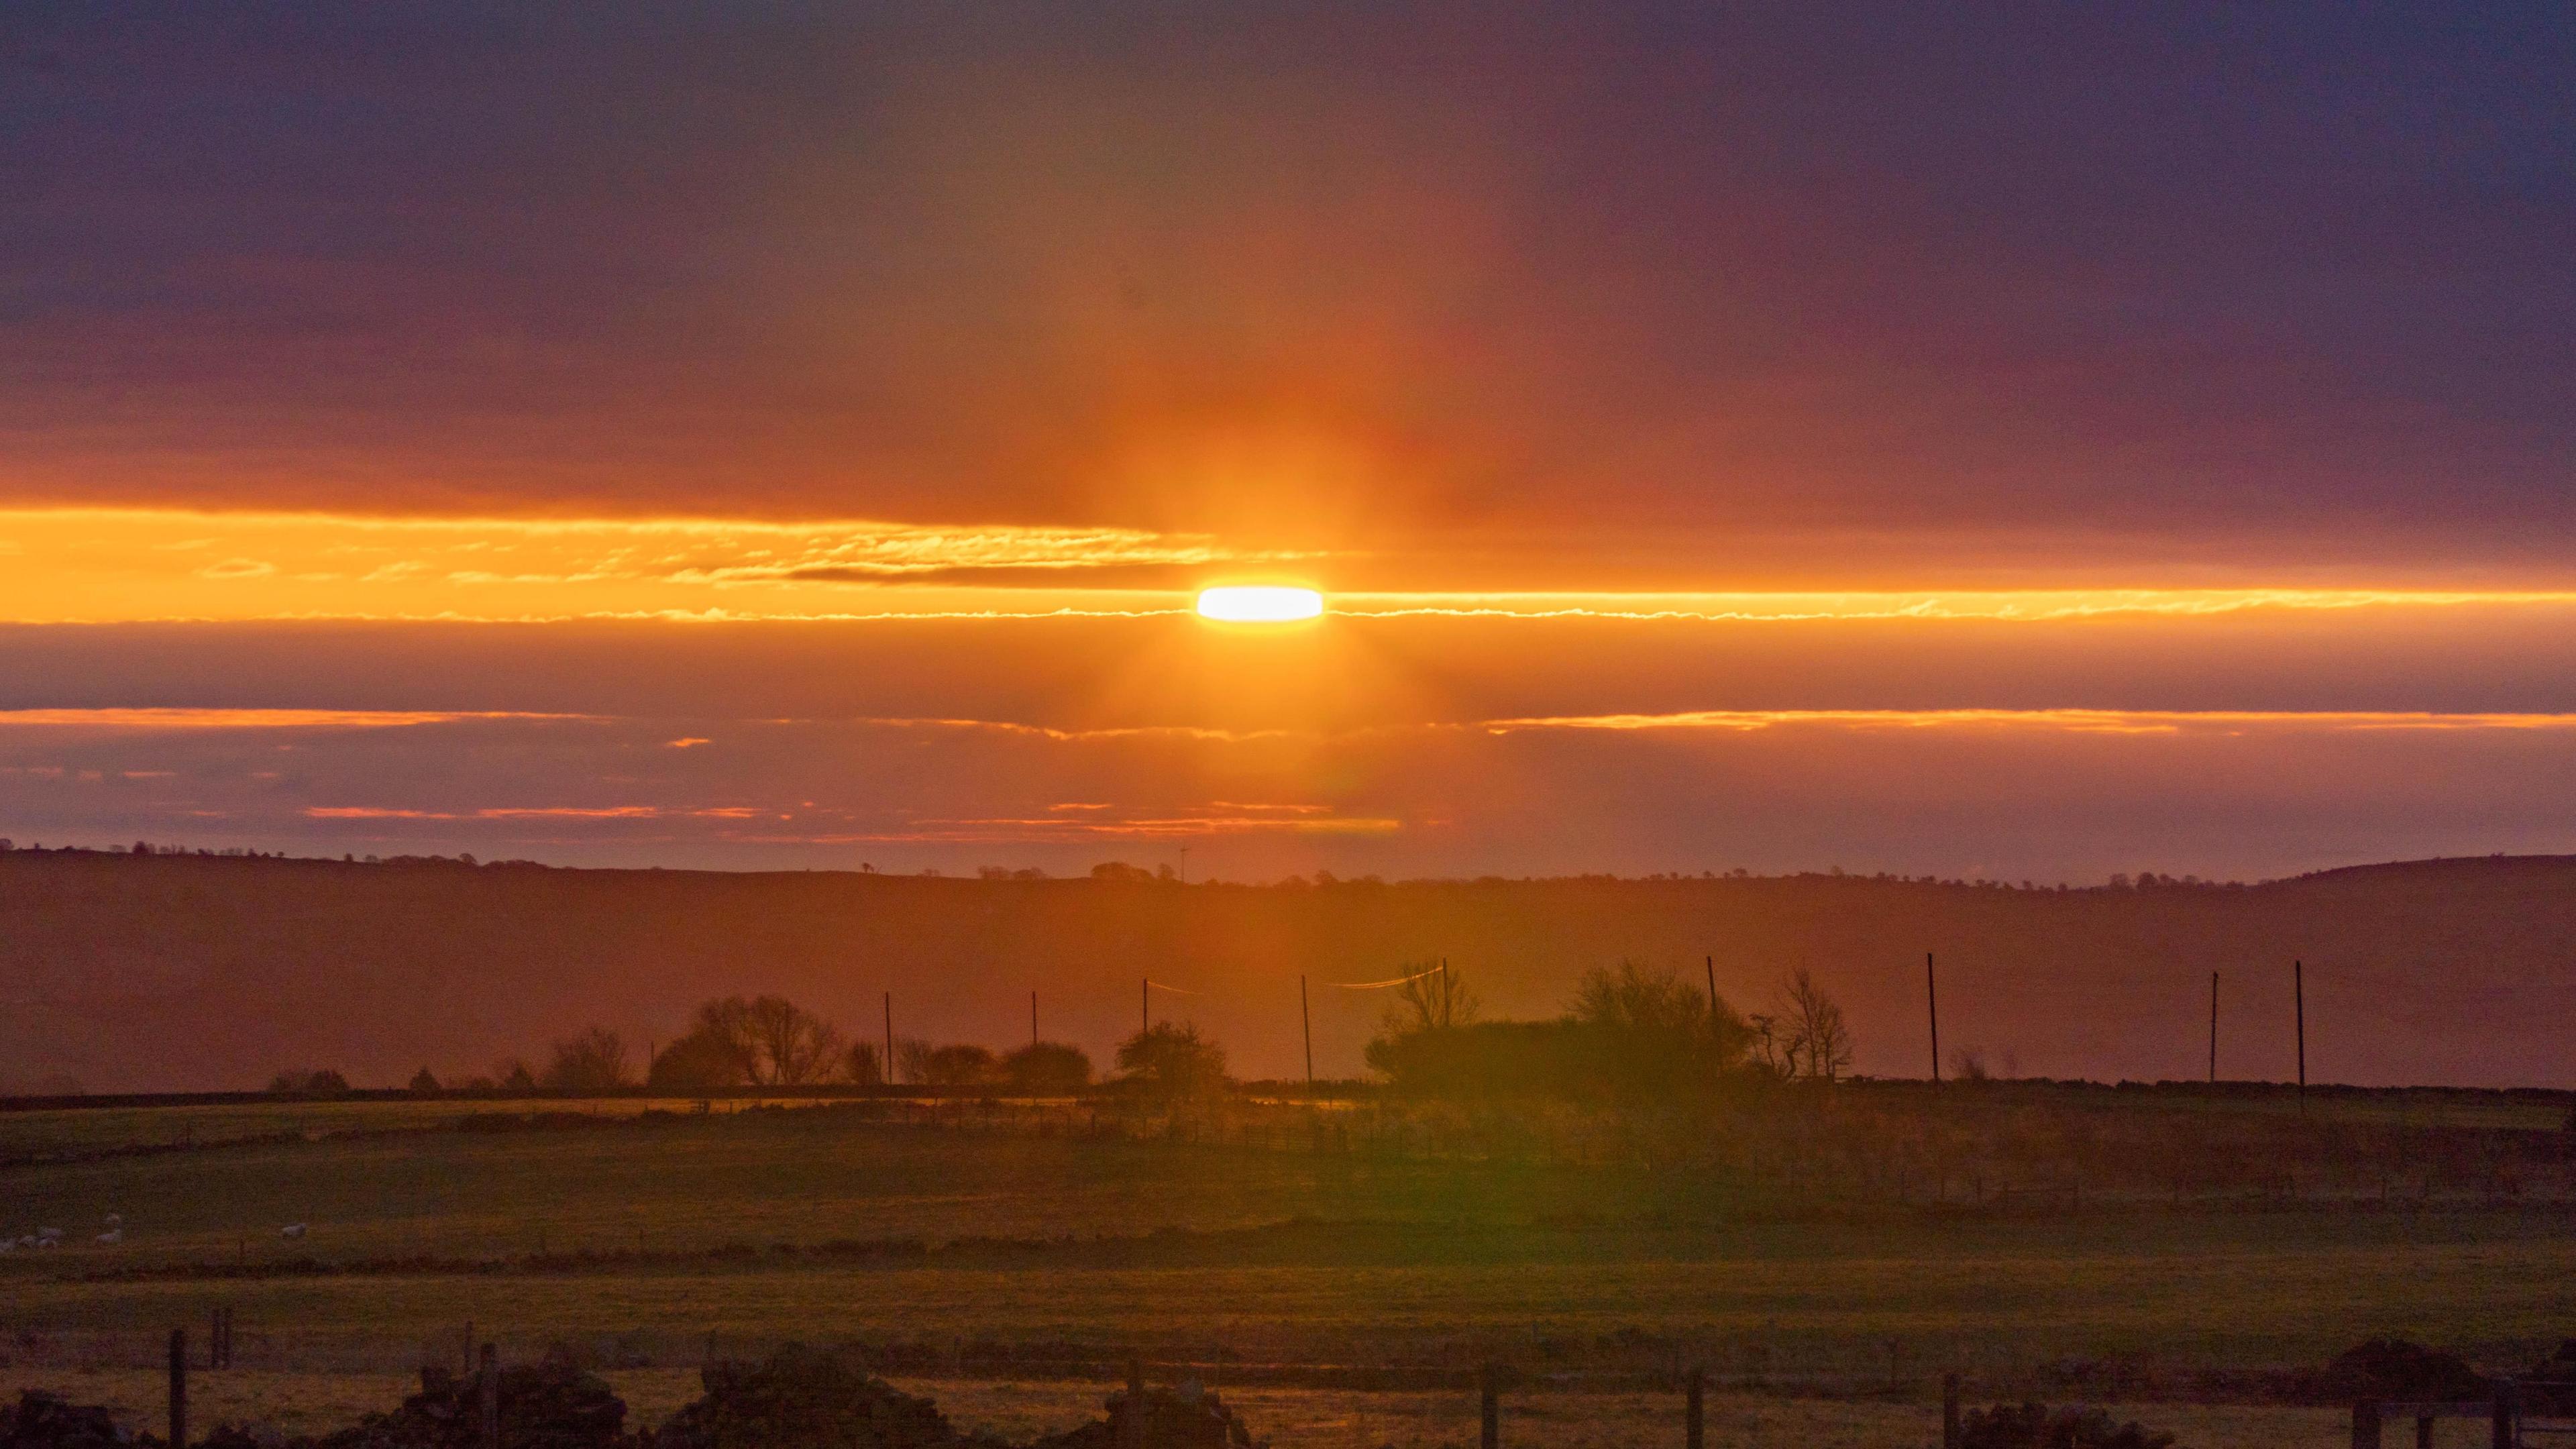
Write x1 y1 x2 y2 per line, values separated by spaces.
1958 1403 2174 1449
649 1344 963 1449
267 1067 350 1097
1002 1041 1093 1094
1115 1023 1228 1099
541 1028 632 1093
918 1044 1000 1087
648 1032 748 1092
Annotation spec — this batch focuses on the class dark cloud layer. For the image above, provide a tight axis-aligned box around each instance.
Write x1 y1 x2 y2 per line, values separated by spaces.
6 4 2571 579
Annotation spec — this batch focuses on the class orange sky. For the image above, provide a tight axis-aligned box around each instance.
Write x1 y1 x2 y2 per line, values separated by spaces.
3 6 2573 878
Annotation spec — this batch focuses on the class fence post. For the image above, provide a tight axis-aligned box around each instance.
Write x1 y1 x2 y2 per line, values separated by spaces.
1480 1362 1500 1449
479 1343 500 1449
1943 1373 1962 1449
168 1328 187 1449
1686 1365 1705 1449
2420 1416 2436 1449
2354 1401 2382 1449
2495 1379 2518 1449
1120 1357 1144 1449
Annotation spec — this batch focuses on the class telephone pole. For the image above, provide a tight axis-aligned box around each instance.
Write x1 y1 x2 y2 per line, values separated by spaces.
1705 956 1719 1024
2293 959 2306 1111
1927 952 1941 1085
882 992 893 1086
2208 971 2218 1083
1299 975 1313 1089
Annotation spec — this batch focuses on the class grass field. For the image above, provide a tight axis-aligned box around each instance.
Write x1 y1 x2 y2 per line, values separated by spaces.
3 1093 2573 1413
0 1368 2360 1449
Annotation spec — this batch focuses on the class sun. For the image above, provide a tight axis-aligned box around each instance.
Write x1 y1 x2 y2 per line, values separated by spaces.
1195 585 1325 623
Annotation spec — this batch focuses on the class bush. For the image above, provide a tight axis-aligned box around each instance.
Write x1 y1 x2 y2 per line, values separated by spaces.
541 1028 632 1093
648 1032 747 1092
649 1344 965 1449
1957 1403 2174 1449
1002 1041 1093 1094
0 1391 128 1449
918 1044 1000 1087
1115 1023 1228 1099
311 1351 626 1449
268 1067 350 1097
2322 1340 2489 1403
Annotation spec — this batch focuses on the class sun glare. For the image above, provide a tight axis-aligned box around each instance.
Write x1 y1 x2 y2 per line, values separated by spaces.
1195 586 1325 623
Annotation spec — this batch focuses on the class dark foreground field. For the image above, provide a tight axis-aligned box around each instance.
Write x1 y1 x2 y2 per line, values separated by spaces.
5 1088 2573 1413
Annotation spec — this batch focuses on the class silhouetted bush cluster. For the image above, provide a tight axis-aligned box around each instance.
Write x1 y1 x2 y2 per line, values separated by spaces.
1957 1403 2174 1449
651 1344 975 1449
1365 961 1782 1104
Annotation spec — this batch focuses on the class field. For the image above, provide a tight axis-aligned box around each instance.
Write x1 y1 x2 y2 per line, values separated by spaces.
3 1090 2573 1448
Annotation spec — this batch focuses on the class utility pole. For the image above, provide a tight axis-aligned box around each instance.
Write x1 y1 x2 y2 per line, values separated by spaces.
882 992 893 1087
1927 952 1941 1085
1300 975 1313 1089
2294 959 2306 1111
2208 971 2218 1083
1705 956 1719 1025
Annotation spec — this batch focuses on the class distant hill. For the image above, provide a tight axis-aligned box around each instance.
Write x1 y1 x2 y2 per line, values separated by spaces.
2 849 2573 1092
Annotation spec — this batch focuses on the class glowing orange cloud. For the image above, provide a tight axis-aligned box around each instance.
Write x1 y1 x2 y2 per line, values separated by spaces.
7 507 2576 625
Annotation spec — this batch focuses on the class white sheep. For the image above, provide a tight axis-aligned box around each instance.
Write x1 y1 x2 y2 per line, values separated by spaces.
280 1222 308 1239
103 1212 123 1226
36 1227 61 1241
95 1228 123 1244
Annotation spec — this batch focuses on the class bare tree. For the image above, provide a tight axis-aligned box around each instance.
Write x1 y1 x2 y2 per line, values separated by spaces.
540 1026 631 1092
1385 961 1481 1035
841 1040 884 1087
743 995 842 1085
1776 969 1854 1081
685 994 842 1085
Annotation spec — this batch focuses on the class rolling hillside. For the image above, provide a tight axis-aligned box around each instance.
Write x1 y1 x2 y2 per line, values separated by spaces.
3 849 2573 1091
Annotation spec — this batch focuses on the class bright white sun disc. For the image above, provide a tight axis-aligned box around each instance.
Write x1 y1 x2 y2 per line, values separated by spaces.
1195 586 1325 623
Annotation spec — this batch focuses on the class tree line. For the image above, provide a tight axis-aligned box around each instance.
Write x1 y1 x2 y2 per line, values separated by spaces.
1360 960 1854 1102
276 961 1851 1106
339 994 1231 1102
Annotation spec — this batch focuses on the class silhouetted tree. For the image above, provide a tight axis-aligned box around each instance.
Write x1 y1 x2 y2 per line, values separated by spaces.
646 1031 745 1091
742 996 843 1085
540 1026 631 1092
407 1066 441 1094
267 1067 350 1096
1383 961 1479 1034
1566 959 1754 1100
495 1057 537 1092
840 1040 884 1087
918 1043 999 1087
1777 969 1853 1081
1002 1040 1092 1093
668 995 843 1087
1115 1022 1228 1099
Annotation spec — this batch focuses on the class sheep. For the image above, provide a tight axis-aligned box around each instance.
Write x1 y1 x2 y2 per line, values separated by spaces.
280 1222 308 1239
36 1227 61 1241
95 1228 123 1244
103 1212 123 1226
